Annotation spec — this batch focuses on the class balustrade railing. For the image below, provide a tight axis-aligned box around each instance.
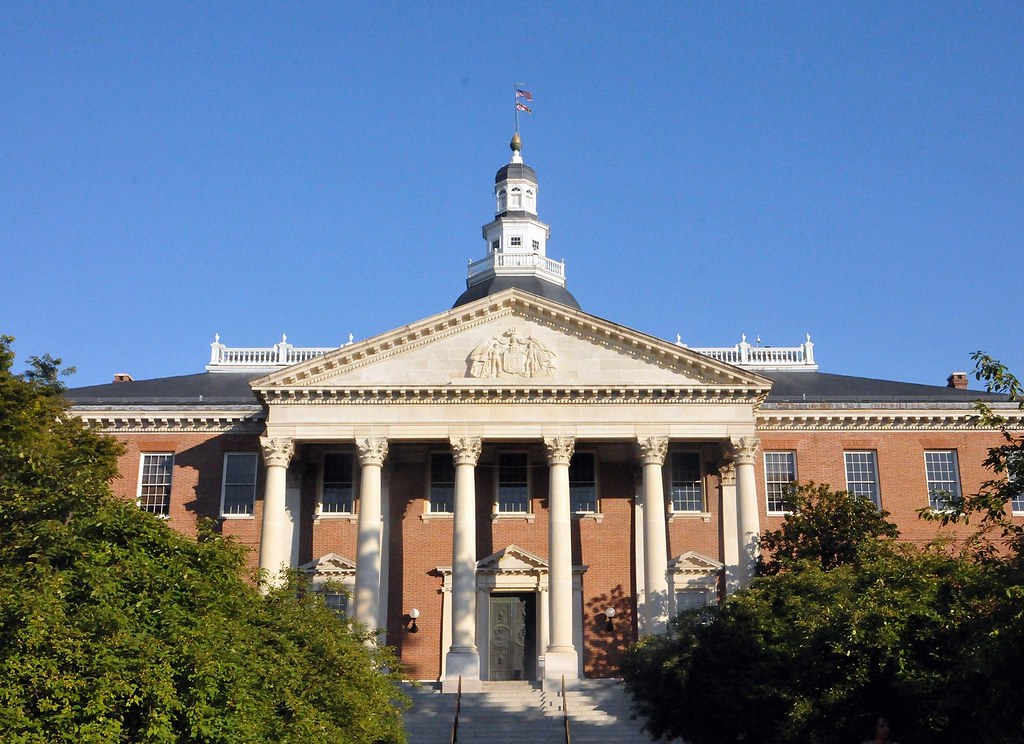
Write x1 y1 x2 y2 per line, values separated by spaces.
467 252 566 286
207 334 349 371
682 334 817 370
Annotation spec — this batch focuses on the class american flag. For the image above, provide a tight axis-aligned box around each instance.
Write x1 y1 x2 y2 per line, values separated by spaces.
515 89 533 102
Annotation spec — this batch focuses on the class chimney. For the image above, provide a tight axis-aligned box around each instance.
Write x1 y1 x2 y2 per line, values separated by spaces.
946 371 968 390
113 373 134 383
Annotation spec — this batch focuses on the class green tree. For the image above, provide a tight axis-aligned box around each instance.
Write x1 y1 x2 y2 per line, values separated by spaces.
0 335 407 743
758 482 899 575
622 545 995 744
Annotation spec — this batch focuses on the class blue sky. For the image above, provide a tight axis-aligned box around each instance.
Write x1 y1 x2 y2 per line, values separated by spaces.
2 2 1021 388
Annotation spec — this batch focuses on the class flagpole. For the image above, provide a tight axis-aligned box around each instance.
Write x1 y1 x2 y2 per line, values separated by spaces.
513 83 521 134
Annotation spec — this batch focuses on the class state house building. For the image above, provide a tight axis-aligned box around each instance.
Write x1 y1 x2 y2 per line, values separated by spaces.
68 134 1022 691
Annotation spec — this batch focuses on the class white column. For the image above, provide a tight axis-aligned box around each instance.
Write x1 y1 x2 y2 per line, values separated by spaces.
543 436 578 683
259 436 295 588
732 436 761 586
638 436 670 635
354 437 388 633
718 460 740 594
444 436 482 692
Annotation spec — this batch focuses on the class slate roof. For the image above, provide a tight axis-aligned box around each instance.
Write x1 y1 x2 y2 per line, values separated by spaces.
67 372 262 406
65 368 1004 408
763 370 1004 405
495 163 537 184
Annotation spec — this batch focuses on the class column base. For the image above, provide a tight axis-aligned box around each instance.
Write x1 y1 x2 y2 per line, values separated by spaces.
542 647 579 691
442 647 482 693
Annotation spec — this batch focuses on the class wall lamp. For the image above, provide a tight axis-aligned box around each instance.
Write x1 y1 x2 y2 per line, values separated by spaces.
604 607 616 633
406 608 420 633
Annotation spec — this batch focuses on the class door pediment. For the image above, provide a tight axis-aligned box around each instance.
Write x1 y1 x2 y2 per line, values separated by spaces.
252 290 771 396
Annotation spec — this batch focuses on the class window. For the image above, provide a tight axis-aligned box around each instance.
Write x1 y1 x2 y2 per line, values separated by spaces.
925 450 960 511
323 589 349 616
322 453 354 514
491 239 499 252
221 452 258 516
497 453 529 513
676 589 711 612
670 452 704 511
764 451 797 514
497 188 507 212
844 451 880 507
510 236 522 247
569 452 596 512
138 453 173 516
532 239 540 250
1010 451 1023 514
429 453 455 514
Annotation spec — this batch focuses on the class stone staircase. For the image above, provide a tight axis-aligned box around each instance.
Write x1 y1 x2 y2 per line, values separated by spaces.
403 678 658 743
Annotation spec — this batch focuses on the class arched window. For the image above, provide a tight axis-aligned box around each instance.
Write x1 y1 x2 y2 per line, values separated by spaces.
496 188 507 213
510 186 522 209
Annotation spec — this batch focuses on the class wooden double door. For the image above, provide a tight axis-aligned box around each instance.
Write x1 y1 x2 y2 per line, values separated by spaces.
488 592 537 681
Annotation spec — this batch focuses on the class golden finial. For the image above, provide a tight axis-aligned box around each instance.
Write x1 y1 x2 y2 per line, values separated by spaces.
510 132 522 153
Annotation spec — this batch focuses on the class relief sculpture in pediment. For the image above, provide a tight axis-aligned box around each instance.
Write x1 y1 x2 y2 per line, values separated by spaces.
467 327 556 379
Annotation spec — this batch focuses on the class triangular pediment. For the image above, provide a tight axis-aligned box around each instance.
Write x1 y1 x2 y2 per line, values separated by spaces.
668 551 724 575
476 544 548 573
252 290 771 394
299 552 356 576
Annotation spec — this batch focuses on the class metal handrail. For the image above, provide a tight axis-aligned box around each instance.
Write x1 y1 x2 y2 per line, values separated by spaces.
450 675 462 744
562 674 572 744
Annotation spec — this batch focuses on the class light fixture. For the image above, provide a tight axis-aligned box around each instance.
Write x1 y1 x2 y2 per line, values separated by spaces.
604 607 616 633
407 608 420 633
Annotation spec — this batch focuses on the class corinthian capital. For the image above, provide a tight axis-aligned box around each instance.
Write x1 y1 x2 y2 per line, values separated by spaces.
637 436 668 466
730 436 760 465
260 436 295 468
356 437 389 466
544 436 576 465
718 462 737 486
450 436 482 466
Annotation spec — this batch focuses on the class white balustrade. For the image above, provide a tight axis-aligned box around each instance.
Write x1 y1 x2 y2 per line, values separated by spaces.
467 252 566 286
207 334 348 372
680 334 817 370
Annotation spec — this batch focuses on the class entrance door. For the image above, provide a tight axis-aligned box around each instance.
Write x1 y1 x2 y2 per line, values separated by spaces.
488 593 535 680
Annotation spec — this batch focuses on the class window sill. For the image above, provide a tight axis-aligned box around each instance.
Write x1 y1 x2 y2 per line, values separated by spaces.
219 514 255 521
573 512 604 523
420 512 454 522
668 511 711 523
492 512 536 523
315 513 359 523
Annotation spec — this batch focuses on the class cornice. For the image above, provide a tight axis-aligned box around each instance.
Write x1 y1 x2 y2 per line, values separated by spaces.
757 409 1024 431
72 409 265 433
255 385 767 405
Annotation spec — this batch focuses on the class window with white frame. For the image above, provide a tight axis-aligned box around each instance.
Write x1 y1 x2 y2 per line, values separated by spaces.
510 236 522 247
323 589 349 616
569 452 596 513
844 451 880 507
670 452 704 512
676 588 711 612
510 186 522 209
1010 451 1023 514
221 452 258 516
531 239 540 250
764 451 797 514
322 453 354 514
497 452 529 513
138 453 173 516
491 239 499 252
497 188 507 212
925 450 961 511
429 452 455 514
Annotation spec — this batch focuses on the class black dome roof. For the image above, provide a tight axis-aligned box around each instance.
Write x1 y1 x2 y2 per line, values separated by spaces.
495 163 537 184
453 276 581 310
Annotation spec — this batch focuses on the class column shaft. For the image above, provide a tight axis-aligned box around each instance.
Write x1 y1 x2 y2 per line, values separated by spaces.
732 436 761 586
444 437 482 692
639 436 669 635
354 438 388 631
259 437 294 588
544 436 578 683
